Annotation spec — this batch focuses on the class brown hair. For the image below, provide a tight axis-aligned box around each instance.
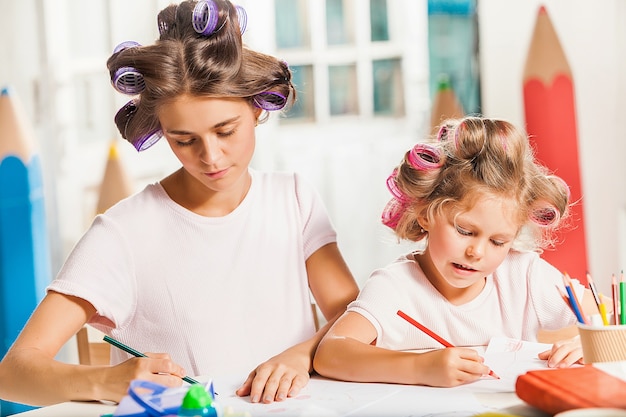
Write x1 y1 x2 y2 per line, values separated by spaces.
106 0 295 149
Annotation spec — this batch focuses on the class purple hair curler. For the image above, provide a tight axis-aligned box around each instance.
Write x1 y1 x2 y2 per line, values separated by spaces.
407 143 443 171
236 5 247 34
113 40 141 54
112 67 146 95
133 129 163 152
116 100 162 151
192 0 220 36
253 91 287 111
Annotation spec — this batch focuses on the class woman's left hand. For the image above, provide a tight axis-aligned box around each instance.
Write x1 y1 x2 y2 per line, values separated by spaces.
538 335 584 368
235 344 310 403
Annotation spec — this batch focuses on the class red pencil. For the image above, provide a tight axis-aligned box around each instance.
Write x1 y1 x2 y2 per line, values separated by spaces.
397 310 500 379
522 5 588 282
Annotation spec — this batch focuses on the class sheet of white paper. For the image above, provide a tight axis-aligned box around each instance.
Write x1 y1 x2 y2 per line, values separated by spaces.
471 336 553 392
213 376 492 417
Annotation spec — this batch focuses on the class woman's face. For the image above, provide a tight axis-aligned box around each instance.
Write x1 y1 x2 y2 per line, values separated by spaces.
158 95 260 195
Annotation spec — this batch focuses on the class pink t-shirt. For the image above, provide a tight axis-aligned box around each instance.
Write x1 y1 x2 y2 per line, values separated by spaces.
48 169 336 378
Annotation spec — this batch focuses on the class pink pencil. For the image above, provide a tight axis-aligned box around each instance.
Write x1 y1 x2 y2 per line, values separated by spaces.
612 274 620 325
397 310 500 379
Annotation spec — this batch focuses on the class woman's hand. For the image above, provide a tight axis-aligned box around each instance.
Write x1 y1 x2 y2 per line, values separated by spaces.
236 344 310 404
538 335 583 368
99 353 186 402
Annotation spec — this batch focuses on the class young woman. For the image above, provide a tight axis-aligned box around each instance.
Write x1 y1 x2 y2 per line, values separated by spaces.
0 0 358 406
314 116 595 388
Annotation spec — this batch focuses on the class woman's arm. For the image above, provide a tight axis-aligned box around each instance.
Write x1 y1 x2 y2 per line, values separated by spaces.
235 242 359 403
0 292 186 405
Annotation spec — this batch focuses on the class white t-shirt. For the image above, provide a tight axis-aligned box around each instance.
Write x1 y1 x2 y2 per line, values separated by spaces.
347 250 579 350
48 169 336 377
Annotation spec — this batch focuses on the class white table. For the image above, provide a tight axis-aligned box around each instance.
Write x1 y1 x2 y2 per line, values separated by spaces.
13 377 548 417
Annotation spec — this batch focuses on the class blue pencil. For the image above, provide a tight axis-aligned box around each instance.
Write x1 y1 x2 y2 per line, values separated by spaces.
0 86 52 414
562 274 586 324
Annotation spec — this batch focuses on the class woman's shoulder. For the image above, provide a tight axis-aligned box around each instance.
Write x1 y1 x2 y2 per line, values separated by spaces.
97 183 165 221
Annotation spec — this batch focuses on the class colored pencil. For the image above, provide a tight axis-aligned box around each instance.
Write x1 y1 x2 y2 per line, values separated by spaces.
597 293 610 326
586 273 609 325
612 274 620 325
103 335 200 385
562 273 586 324
522 6 588 282
619 272 626 324
396 310 500 379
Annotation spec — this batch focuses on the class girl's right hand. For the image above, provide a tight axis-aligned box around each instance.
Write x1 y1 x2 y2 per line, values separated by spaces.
417 348 491 387
100 354 185 402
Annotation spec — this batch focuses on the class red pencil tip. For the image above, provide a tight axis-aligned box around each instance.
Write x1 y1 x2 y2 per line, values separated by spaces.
488 369 501 380
538 5 547 15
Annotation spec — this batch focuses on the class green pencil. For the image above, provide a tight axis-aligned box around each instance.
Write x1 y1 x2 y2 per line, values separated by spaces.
103 335 200 384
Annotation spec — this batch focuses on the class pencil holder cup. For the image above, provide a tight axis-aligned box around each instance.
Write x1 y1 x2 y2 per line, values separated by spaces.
577 323 626 363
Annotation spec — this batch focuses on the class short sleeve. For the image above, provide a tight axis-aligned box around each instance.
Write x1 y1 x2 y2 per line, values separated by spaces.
293 172 337 260
47 214 137 330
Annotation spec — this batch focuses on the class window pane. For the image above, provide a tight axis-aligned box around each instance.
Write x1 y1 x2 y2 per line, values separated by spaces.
329 64 358 116
284 65 315 122
326 0 347 45
373 58 404 116
370 0 389 41
428 0 480 114
275 0 310 49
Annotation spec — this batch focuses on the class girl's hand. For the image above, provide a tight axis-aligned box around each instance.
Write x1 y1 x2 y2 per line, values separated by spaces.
416 348 491 387
538 335 583 368
100 354 185 402
236 345 310 404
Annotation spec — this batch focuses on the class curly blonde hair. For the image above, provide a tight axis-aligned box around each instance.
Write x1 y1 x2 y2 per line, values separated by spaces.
383 117 571 252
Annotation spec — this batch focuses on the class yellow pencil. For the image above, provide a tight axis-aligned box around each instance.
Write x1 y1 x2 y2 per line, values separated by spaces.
598 293 610 326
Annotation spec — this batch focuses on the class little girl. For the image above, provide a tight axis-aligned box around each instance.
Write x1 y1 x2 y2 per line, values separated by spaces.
314 116 594 387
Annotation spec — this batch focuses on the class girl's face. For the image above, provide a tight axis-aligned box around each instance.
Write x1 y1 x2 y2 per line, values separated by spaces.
418 195 520 304
158 95 261 197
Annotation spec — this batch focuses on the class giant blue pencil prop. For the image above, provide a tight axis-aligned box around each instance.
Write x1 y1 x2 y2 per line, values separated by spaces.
0 86 51 415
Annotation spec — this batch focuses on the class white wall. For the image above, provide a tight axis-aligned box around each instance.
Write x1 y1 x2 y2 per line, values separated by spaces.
479 0 626 295
1 0 624 303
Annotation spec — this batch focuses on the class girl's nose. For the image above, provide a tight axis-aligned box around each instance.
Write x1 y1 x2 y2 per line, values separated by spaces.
466 241 484 259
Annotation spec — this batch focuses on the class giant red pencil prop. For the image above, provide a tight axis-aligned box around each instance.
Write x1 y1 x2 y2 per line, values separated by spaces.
522 5 588 284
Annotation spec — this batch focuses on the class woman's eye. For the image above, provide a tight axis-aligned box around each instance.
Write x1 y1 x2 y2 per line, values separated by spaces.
217 129 236 138
176 139 195 146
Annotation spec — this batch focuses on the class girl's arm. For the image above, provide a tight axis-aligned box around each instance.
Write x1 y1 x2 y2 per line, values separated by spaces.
314 311 489 387
0 292 185 406
236 242 359 403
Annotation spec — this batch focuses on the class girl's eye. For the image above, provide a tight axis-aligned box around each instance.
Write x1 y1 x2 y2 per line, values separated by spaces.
491 239 506 247
456 226 472 236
